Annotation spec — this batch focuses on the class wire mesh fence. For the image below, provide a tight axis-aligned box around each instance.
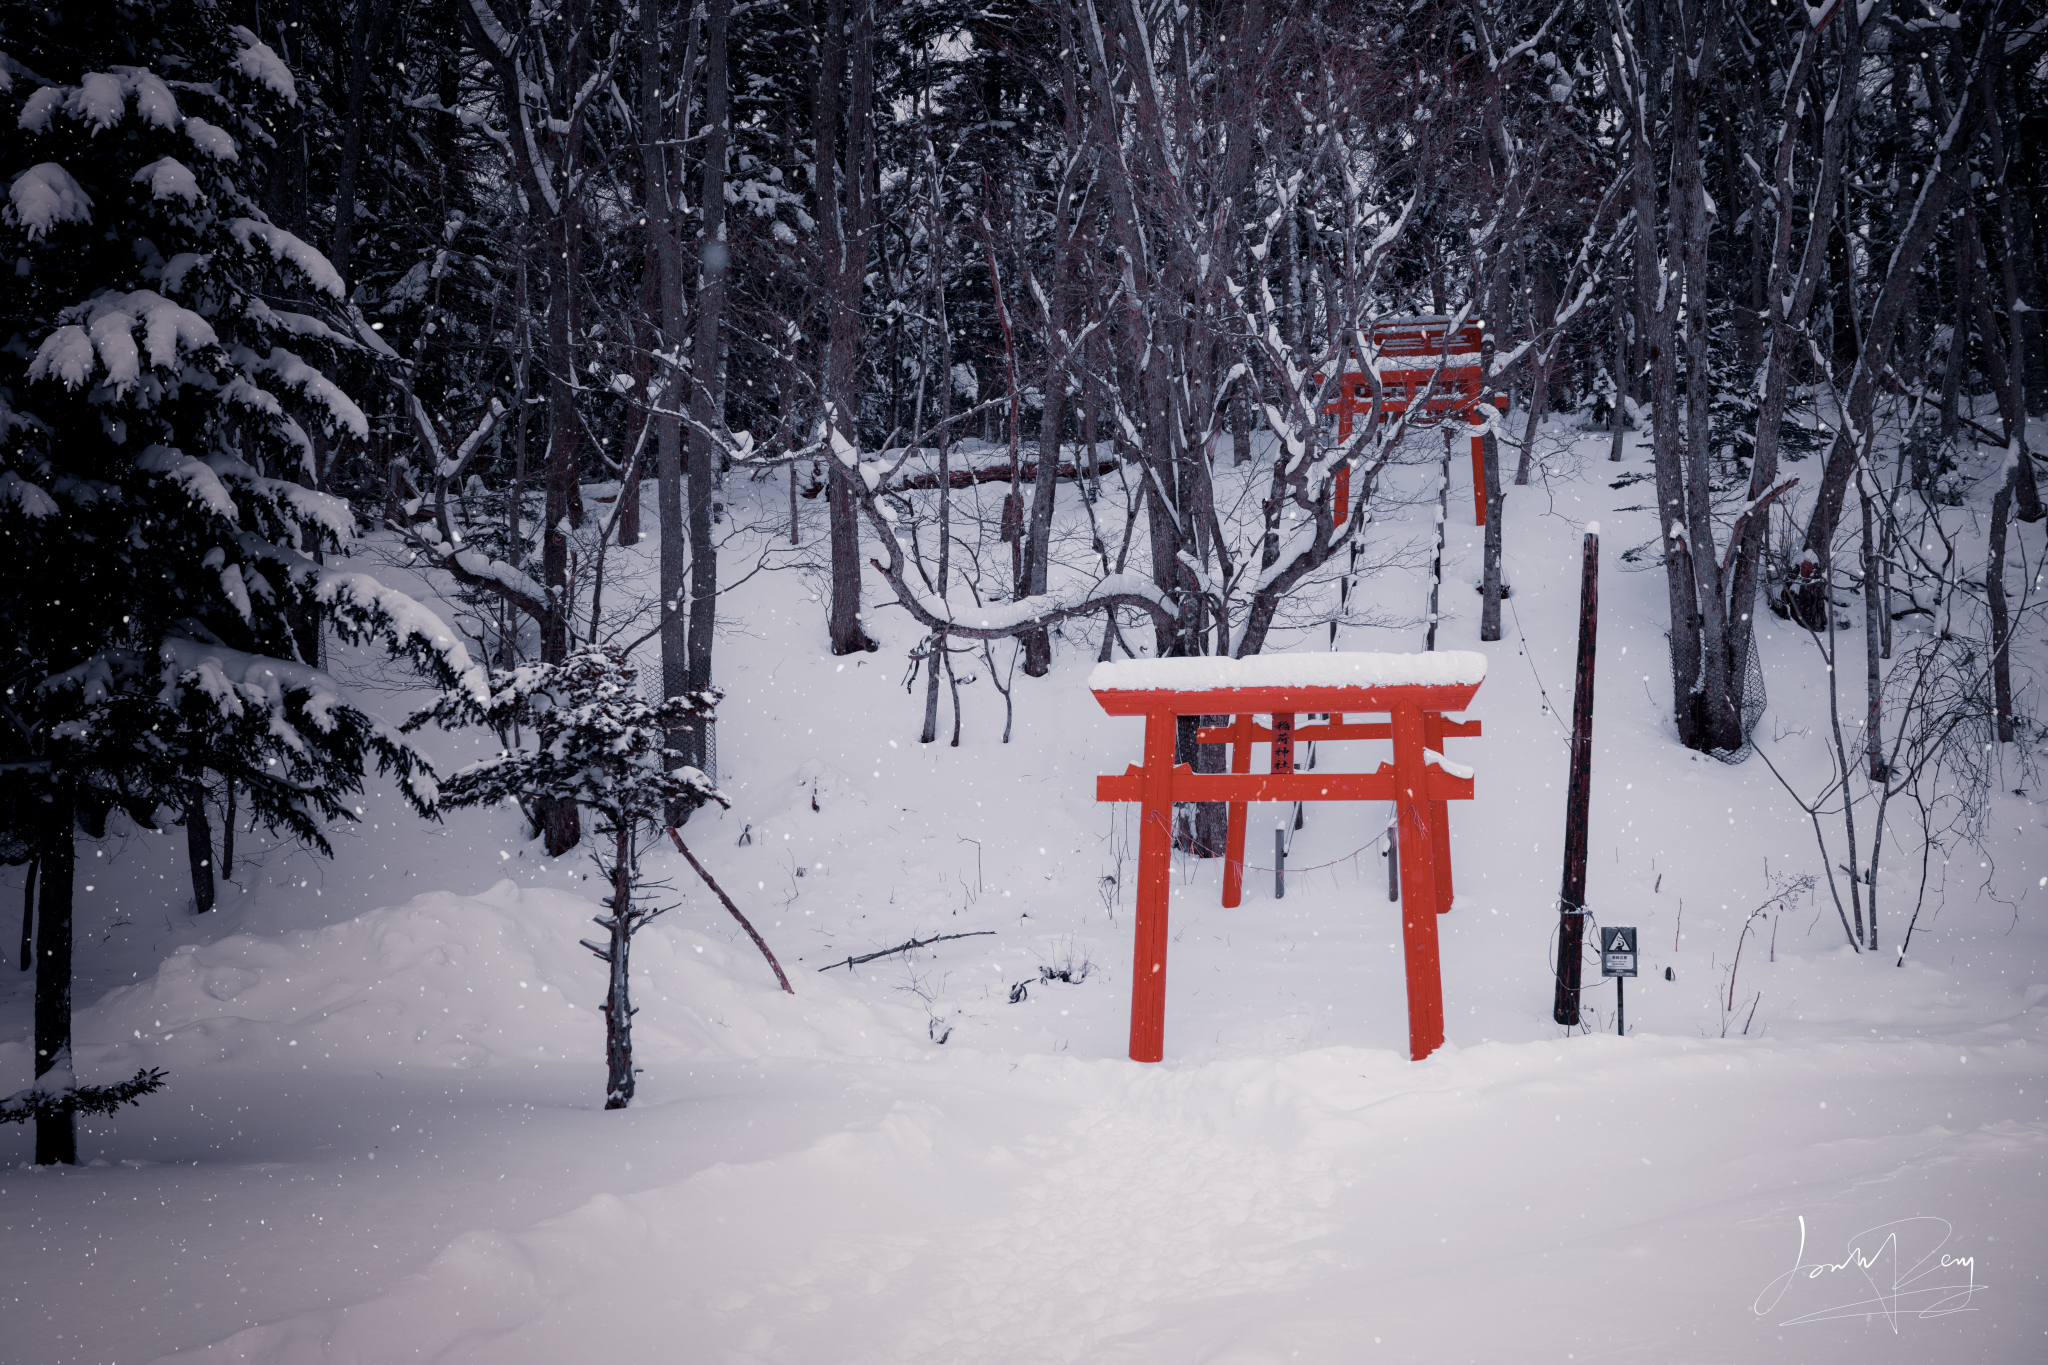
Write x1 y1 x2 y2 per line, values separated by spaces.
643 666 717 786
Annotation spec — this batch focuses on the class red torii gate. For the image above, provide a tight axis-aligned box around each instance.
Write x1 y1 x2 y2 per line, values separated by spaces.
1321 315 1507 528
1090 652 1486 1064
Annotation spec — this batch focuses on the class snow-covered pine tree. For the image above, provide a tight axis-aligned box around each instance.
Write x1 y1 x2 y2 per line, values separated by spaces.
406 648 722 1108
0 2 487 1165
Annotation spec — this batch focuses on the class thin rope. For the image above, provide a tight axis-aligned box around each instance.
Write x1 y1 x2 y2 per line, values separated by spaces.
1227 839 1383 877
1506 590 1574 742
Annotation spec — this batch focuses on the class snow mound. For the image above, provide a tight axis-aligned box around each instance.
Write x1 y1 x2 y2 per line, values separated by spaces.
81 882 598 1073
74 879 910 1080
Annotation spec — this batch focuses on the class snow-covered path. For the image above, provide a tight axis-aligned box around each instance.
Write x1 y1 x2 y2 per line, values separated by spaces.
19 1023 2032 1363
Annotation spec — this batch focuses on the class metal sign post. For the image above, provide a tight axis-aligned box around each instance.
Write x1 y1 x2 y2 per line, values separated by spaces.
1600 926 1637 1036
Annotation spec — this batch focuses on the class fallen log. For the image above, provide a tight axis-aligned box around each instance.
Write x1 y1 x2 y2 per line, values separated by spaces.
803 454 1122 498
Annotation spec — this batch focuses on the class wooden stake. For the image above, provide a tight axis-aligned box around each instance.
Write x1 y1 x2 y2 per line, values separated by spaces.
1553 527 1600 1026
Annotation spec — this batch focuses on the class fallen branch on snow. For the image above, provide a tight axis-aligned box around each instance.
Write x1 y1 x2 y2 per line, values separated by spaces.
816 930 996 972
667 827 794 994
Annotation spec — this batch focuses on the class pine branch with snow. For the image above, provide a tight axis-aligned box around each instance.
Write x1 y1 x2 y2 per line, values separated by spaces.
0 1069 168 1125
0 2 478 1163
406 647 725 837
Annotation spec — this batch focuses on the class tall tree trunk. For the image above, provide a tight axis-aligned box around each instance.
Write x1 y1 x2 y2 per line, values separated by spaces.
621 240 654 550
330 0 395 291
1604 0 1726 750
260 0 313 239
184 781 214 914
538 197 584 856
1794 49 1987 617
921 186 953 745
1077 0 1179 656
1861 481 1884 780
1988 468 2016 743
1473 37 1520 646
220 779 235 883
1479 423 1505 643
1977 71 2043 520
1673 14 1736 752
684 0 731 774
821 0 879 655
1727 6 1852 694
1607 314 1627 462
1020 115 1082 677
1513 264 1555 486
1638 73 1698 744
602 828 636 1109
643 0 693 805
542 214 580 665
33 788 76 1165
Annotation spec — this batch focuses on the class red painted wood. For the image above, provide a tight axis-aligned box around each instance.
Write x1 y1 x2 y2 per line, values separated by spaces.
1130 709 1177 1062
1092 680 1481 718
1195 717 1481 746
1390 700 1446 1060
1096 766 1472 805
1425 712 1454 914
1312 316 1496 527
1095 677 1481 1065
1222 714 1252 909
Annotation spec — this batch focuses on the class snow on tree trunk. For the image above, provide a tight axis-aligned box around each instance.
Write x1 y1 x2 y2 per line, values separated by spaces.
603 828 637 1110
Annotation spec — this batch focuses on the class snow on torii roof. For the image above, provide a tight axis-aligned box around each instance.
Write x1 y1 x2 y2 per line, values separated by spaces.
1088 651 1486 716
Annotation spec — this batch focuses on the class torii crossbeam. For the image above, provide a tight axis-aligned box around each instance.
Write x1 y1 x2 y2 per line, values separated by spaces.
1090 652 1486 1064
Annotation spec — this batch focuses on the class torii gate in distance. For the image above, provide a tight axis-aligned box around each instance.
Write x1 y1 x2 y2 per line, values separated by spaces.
1090 652 1486 1064
1320 315 1506 528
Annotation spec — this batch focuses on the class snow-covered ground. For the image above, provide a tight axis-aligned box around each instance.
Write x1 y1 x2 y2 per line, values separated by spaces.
3 419 2044 1364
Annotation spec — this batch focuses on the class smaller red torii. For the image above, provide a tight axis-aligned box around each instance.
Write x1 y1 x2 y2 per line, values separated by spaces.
1196 709 1479 912
1091 652 1486 1064
1319 316 1507 528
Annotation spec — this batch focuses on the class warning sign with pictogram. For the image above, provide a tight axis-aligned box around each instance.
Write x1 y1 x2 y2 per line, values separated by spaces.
1600 926 1637 978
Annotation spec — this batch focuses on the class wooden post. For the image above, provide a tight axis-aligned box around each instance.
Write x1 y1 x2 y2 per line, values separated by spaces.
1553 527 1600 1026
1384 820 1398 902
1391 700 1445 1060
1130 708 1177 1061
1334 400 1353 526
1273 712 1298 872
1222 713 1252 908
